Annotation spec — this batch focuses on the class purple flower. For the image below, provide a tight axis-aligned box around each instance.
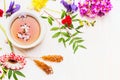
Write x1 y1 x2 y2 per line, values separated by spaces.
78 0 112 18
6 1 20 17
61 0 78 13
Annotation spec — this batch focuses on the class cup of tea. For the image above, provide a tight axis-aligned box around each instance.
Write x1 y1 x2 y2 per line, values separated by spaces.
7 10 46 49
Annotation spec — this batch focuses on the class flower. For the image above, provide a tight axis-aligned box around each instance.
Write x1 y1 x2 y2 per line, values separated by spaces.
0 53 26 70
78 0 112 18
61 0 78 13
0 9 4 17
6 1 20 17
62 15 72 27
32 0 48 11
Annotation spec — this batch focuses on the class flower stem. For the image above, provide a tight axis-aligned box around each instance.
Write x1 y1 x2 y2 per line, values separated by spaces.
4 0 6 15
0 24 13 52
44 8 61 14
44 10 61 25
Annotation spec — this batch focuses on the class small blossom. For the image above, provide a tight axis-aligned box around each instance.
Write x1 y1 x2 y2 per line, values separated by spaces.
17 24 31 41
6 1 20 17
0 9 4 17
32 0 48 11
0 53 26 70
62 15 72 27
61 0 78 13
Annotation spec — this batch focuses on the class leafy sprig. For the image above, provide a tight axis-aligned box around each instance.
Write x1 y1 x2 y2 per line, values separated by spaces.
41 10 96 53
8 70 25 80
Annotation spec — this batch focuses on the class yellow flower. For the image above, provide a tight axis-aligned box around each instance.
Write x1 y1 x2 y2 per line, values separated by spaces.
32 0 48 11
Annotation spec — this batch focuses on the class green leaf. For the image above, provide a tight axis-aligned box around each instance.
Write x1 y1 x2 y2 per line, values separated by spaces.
74 45 79 53
76 40 84 43
2 68 7 73
72 32 78 37
76 25 83 29
61 10 66 19
62 38 66 47
72 19 79 22
8 70 12 79
75 29 83 33
65 37 71 42
51 27 59 31
69 38 74 45
60 26 66 29
73 42 77 50
79 45 87 49
69 37 82 45
84 20 90 26
58 37 66 47
52 32 61 38
74 37 82 40
72 14 78 19
48 18 52 25
41 16 48 19
90 21 96 26
15 71 25 77
61 32 70 37
13 72 18 80
58 37 64 43
0 48 2 50
49 16 54 21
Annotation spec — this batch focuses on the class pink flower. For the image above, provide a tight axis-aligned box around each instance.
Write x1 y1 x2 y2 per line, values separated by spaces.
0 53 26 70
78 0 112 18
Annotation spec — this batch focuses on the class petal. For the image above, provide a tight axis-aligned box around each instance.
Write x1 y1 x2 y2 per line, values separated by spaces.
6 1 15 13
61 0 71 11
71 3 78 12
12 4 20 13
62 19 66 24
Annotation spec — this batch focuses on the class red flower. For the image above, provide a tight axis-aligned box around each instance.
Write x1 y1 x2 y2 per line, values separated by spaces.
62 15 72 27
0 9 3 17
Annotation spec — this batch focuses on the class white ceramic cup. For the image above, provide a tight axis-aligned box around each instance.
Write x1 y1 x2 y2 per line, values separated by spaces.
7 10 46 49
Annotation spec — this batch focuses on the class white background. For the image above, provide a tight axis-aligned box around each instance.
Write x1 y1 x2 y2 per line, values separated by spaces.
0 0 120 80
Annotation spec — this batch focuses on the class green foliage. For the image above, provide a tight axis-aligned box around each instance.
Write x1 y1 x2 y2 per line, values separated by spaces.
69 37 85 53
0 67 7 79
90 21 96 26
48 17 53 25
41 16 47 19
51 27 59 31
8 70 12 79
61 10 66 19
41 10 96 53
41 16 54 25
13 72 18 80
61 32 70 37
52 32 61 38
15 71 25 77
8 70 25 80
72 14 78 19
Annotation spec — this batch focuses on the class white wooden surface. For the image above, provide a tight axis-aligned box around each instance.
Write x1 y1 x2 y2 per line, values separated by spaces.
0 0 120 80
